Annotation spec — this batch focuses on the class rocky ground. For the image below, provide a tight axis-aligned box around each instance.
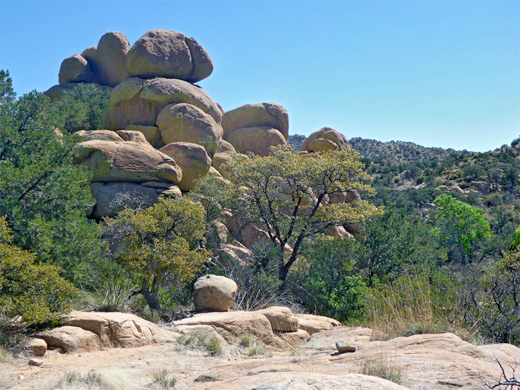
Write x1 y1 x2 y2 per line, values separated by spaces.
2 323 519 390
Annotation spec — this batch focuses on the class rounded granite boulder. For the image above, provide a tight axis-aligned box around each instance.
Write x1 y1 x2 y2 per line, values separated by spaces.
302 127 350 153
222 103 289 140
193 275 238 312
126 29 213 83
59 54 91 84
227 126 286 156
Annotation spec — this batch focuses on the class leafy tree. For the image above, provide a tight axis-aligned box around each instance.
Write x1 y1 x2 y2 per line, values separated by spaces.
0 70 102 282
357 208 445 284
0 217 77 325
290 236 367 321
103 197 208 310
207 145 380 284
433 194 491 264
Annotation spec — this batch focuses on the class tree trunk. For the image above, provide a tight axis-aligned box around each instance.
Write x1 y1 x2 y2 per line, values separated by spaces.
140 286 161 310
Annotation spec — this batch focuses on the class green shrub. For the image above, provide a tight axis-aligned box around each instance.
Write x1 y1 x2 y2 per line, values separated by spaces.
0 217 77 326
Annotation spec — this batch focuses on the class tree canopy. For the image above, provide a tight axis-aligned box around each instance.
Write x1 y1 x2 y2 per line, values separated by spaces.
204 145 381 283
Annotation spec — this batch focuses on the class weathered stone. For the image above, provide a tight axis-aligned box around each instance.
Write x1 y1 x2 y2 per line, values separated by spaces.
302 127 350 153
256 307 300 332
125 124 162 147
126 29 213 83
157 103 222 154
38 326 101 353
44 83 112 100
218 139 236 154
155 185 182 197
59 55 91 84
81 31 130 87
193 274 237 312
74 130 182 184
212 153 232 177
227 126 286 156
28 359 43 367
222 103 289 140
104 77 222 130
140 78 222 123
25 338 47 357
90 182 159 219
336 340 356 353
64 311 172 348
294 314 341 335
160 142 211 191
75 130 123 142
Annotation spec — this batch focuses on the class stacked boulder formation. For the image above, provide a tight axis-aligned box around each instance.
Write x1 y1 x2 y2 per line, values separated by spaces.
47 29 359 243
47 29 289 218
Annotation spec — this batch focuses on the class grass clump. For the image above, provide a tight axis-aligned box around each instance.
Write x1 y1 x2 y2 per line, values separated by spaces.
365 272 466 340
48 370 104 389
175 331 224 356
151 368 176 389
238 332 266 356
361 354 402 384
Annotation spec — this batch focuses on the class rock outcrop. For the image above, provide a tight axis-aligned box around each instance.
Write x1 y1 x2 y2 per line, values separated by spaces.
37 311 175 354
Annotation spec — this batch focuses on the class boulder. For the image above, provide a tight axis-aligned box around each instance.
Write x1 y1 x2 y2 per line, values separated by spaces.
211 153 232 177
160 142 211 191
103 78 160 129
38 325 101 353
125 124 162 148
126 29 213 83
218 139 236 154
64 311 171 348
81 31 130 87
157 103 223 154
75 129 123 142
74 130 182 184
256 307 300 332
294 313 341 335
89 182 160 219
27 359 43 367
193 274 238 312
215 243 254 265
25 338 47 357
44 82 112 100
222 103 289 139
58 55 91 84
227 126 286 156
103 77 222 130
140 78 222 123
302 127 350 153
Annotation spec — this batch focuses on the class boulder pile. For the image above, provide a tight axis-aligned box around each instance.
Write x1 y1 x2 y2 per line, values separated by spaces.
46 29 289 219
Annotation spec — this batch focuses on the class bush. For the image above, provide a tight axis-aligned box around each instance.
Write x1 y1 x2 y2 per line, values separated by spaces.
0 216 77 326
289 236 367 322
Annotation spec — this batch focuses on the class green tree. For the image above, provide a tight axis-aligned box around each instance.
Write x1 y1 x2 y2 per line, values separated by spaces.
357 208 445 285
103 197 208 310
0 217 77 325
0 70 102 282
291 236 367 322
433 194 491 264
205 146 380 284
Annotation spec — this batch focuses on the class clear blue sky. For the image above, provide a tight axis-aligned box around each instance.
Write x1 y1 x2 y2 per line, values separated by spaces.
1 0 518 152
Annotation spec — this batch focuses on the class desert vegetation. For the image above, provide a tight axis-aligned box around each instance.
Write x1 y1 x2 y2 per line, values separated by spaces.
1 60 520 368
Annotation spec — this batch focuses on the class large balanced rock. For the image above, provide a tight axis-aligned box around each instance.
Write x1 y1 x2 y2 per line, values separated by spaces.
81 31 130 87
157 103 223 154
193 274 237 312
226 126 286 156
126 29 213 83
222 103 289 140
302 127 350 153
58 54 91 84
104 77 222 130
74 130 182 184
160 142 211 191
